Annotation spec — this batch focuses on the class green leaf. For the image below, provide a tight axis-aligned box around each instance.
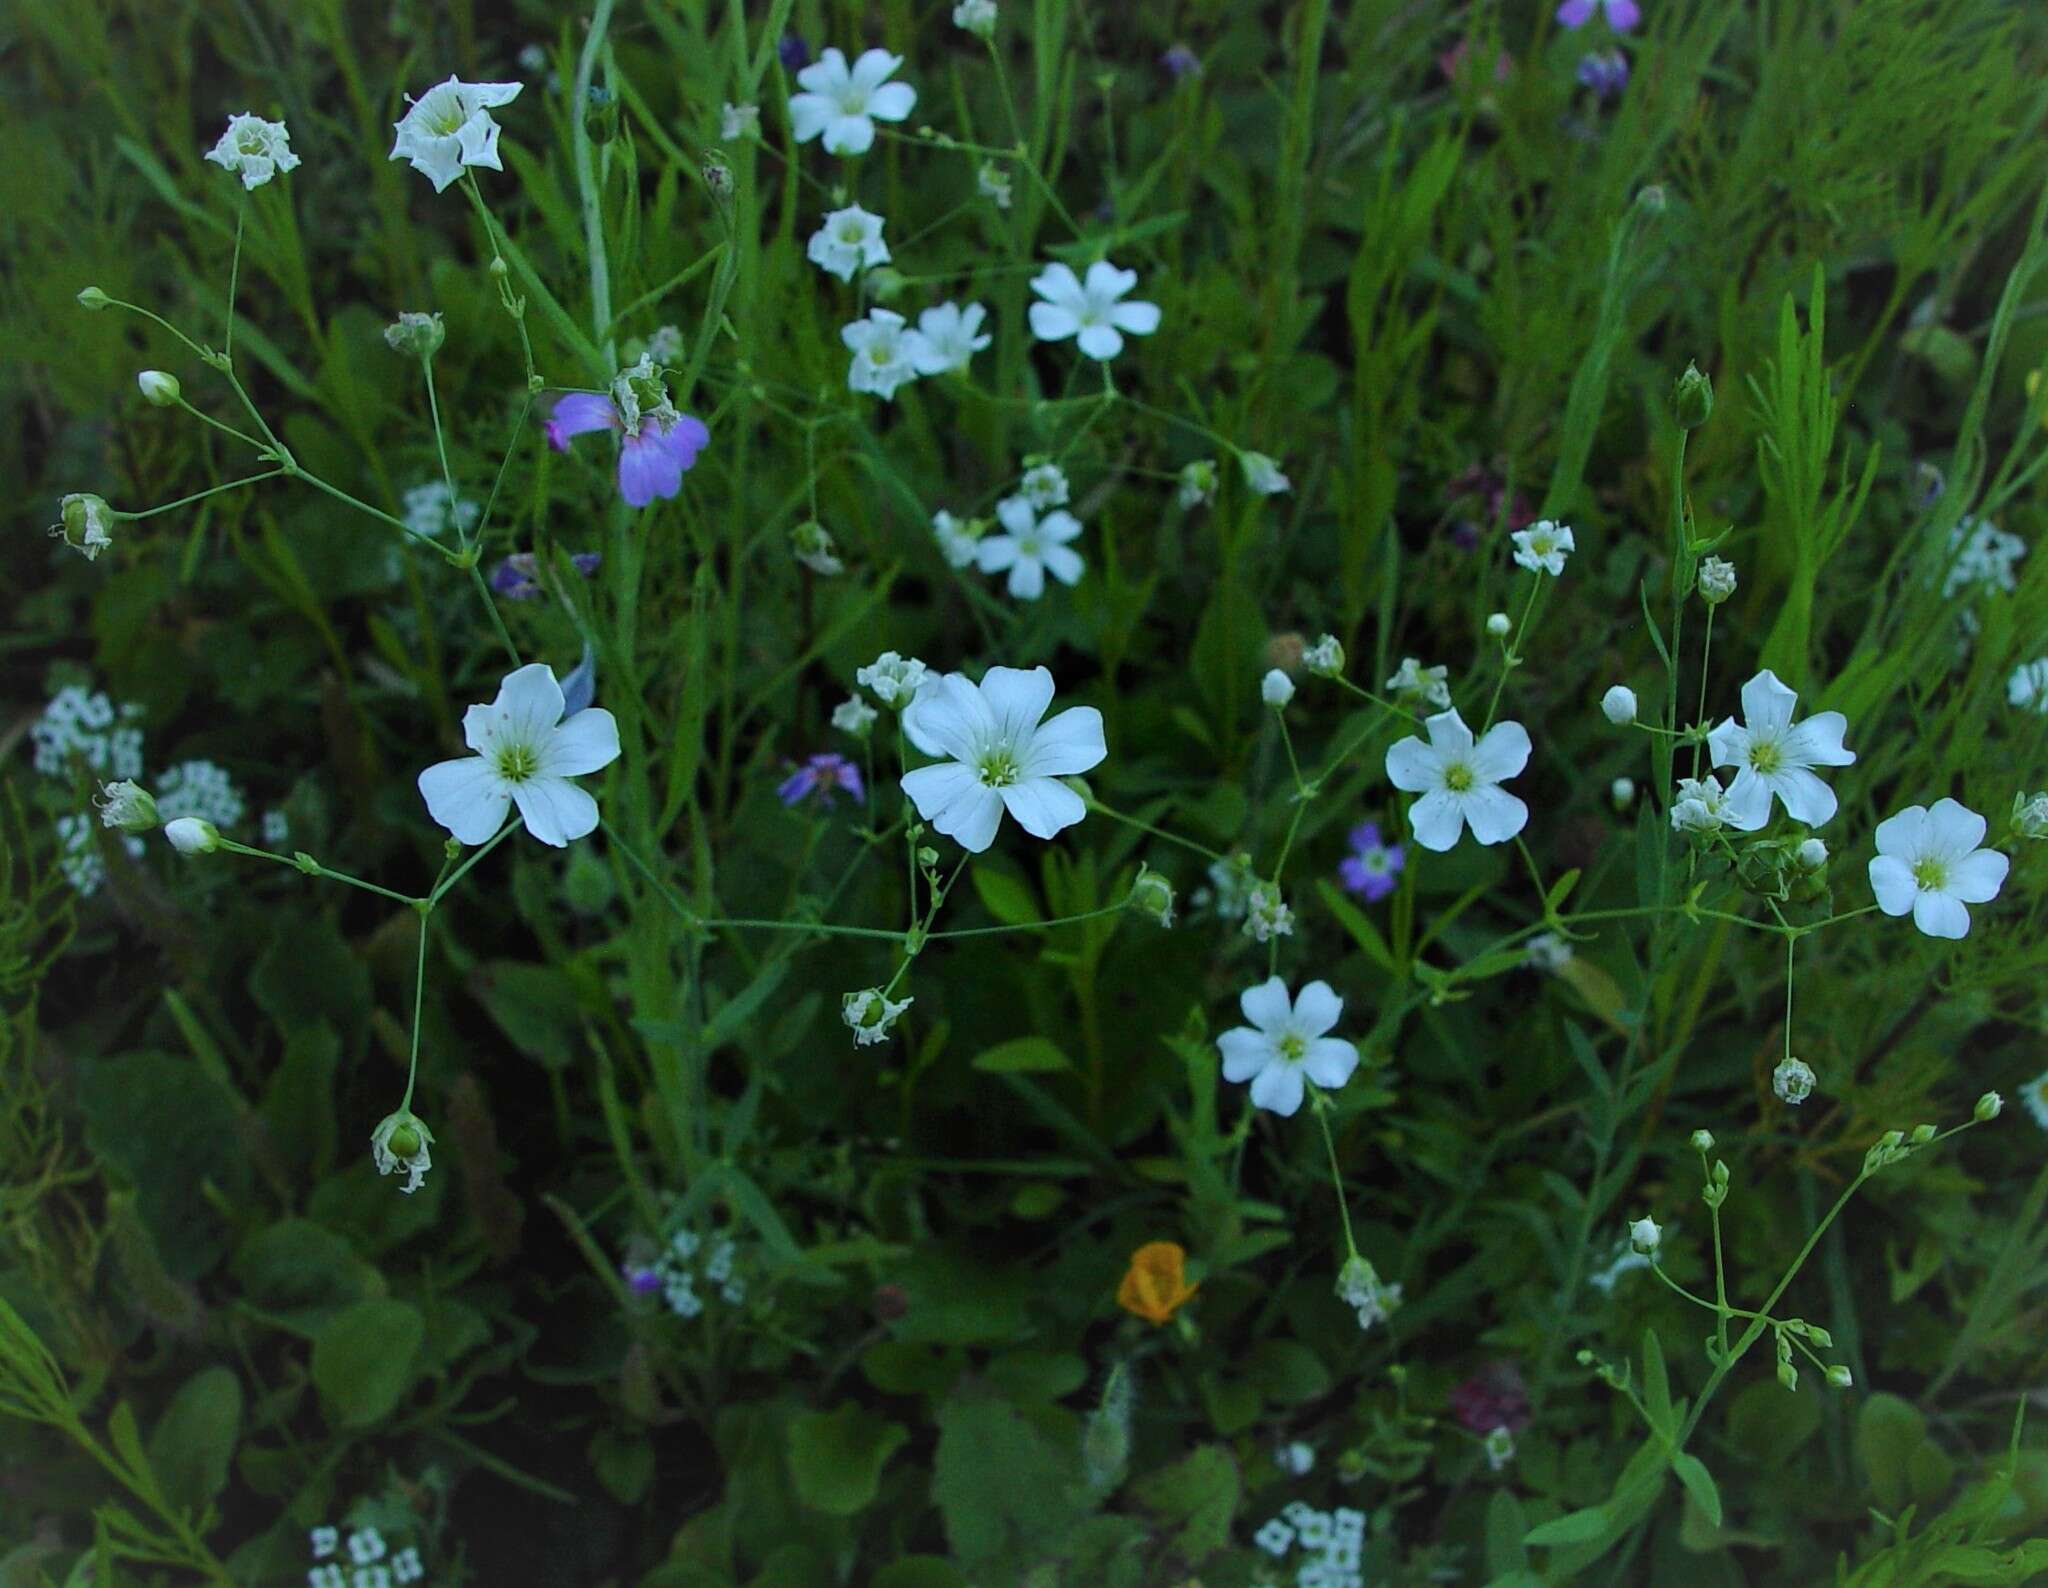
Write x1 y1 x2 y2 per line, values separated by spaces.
1243 1339 1331 1406
1642 1328 1674 1435
1524 1505 1613 1546
590 1427 656 1505
970 1037 1071 1074
1672 1452 1723 1528
1856 1392 1929 1513
871 1561 970 1588
146 1367 242 1511
787 1402 909 1516
311 1298 424 1428
1129 1444 1241 1562
971 865 1041 926
932 1390 1085 1565
1484 1489 1531 1576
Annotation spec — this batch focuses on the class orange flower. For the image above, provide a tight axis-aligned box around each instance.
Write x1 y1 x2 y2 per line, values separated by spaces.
1117 1241 1198 1325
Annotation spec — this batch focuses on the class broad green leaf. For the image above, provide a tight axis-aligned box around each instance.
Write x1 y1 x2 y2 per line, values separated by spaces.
1672 1451 1723 1528
970 1037 1071 1074
311 1298 424 1428
786 1402 909 1515
146 1367 242 1510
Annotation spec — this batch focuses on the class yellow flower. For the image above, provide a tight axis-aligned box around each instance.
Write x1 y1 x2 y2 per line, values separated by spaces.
1117 1241 1198 1325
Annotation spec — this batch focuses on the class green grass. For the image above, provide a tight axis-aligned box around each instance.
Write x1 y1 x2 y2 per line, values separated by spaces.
4 1 2048 1584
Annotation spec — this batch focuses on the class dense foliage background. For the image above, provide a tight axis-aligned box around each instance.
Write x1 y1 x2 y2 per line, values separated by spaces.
5 0 2048 1583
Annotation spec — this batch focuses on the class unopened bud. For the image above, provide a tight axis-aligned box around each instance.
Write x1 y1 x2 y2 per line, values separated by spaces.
1673 361 1714 429
1776 1358 1798 1391
1128 866 1175 928
77 286 112 310
1485 611 1511 638
1795 838 1827 870
163 817 221 856
137 370 182 406
1697 556 1737 605
1975 1091 2003 1122
1825 1365 1853 1389
1690 1129 1714 1153
583 85 619 144
383 310 446 360
1909 1123 1936 1145
701 152 735 202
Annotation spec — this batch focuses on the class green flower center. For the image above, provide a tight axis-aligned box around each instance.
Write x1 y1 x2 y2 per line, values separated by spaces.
977 749 1021 788
1277 1032 1307 1063
494 743 540 783
839 221 866 242
1910 856 1948 892
1443 762 1475 793
1747 738 1783 776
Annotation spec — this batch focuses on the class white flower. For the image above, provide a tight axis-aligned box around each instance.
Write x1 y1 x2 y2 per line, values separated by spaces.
1943 517 2026 599
900 666 1106 852
1176 459 1218 509
719 102 760 141
402 480 479 539
348 1527 387 1565
906 301 991 375
1261 669 1295 708
1485 611 1511 637
1385 656 1451 709
1027 260 1161 360
1385 708 1531 852
1525 931 1573 972
1483 1427 1517 1471
205 113 300 189
2009 657 2048 714
790 520 844 575
1511 519 1575 575
1018 462 1070 509
417 663 621 847
390 77 523 192
842 987 913 1046
369 1112 434 1194
831 695 878 738
1244 882 1294 943
1303 635 1344 678
1611 776 1635 809
164 817 220 855
137 370 181 407
1276 1441 1315 1476
1600 685 1638 725
1670 774 1729 832
1867 798 2009 939
1706 669 1855 830
1239 451 1291 496
977 496 1084 600
976 160 1012 208
1628 1216 1662 1256
2019 1070 2048 1131
158 758 246 829
1697 556 1737 604
807 204 890 281
931 509 981 569
787 48 916 157
856 651 927 708
389 1549 424 1585
1253 1518 1295 1556
2014 790 2048 839
841 309 920 401
1335 1254 1402 1331
1202 853 1254 920
1216 976 1360 1117
1772 1057 1815 1105
310 1527 339 1559
953 0 998 36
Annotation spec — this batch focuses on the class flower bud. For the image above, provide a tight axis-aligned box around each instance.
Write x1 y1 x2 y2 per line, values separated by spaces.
1825 1365 1853 1389
1776 1358 1799 1392
52 493 115 561
1611 776 1636 811
1689 1128 1714 1153
1303 634 1345 678
1261 668 1295 708
2011 791 2048 840
77 286 111 310
137 370 182 407
701 152 735 202
1697 556 1737 605
1908 1123 1936 1145
489 256 510 280
1628 1216 1661 1256
1635 184 1667 215
163 817 221 855
790 520 844 576
952 0 999 39
95 780 159 833
1673 361 1714 429
1601 684 1638 725
383 310 446 361
1975 1091 2003 1122
1795 838 1827 870
582 85 619 144
1772 1057 1816 1106
1128 866 1175 928
1486 611 1511 638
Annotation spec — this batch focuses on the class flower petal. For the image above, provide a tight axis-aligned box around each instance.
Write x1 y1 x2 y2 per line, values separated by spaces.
541 706 620 777
511 776 599 847
494 663 567 746
418 758 511 844
1469 719 1532 782
998 775 1086 840
865 81 916 121
1249 1063 1306 1117
1868 855 1917 916
1291 980 1344 1039
849 48 904 91
903 673 995 761
1738 669 1798 734
1924 797 1987 858
1772 766 1838 828
1407 789 1465 851
548 392 620 441
1705 717 1746 771
1075 322 1125 361
1239 976 1292 1032
1424 708 1476 757
980 665 1056 744
1302 1037 1360 1089
1006 556 1047 599
1384 735 1441 793
1784 710 1854 767
1029 262 1084 308
1719 767 1772 831
1109 299 1161 335
618 431 683 506
1040 543 1085 586
787 93 834 142
823 114 875 155
1872 805 1928 859
1023 706 1106 778
1946 847 2009 904
1028 301 1081 341
1910 889 1970 939
795 50 849 94
1460 784 1529 845
1217 1028 1271 1083
976 535 1020 573
900 760 978 822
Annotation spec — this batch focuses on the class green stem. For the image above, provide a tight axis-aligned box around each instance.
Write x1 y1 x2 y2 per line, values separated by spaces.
120 470 284 520
572 0 619 361
225 194 246 359
430 818 523 904
1312 1090 1359 1259
175 398 266 453
215 838 420 905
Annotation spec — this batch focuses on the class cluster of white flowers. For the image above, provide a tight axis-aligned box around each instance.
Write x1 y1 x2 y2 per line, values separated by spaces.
1941 516 2026 603
840 301 992 401
54 812 141 897
1251 1500 1367 1587
31 685 146 779
307 1522 425 1588
401 481 481 540
1524 931 1573 972
156 758 247 830
625 1226 748 1320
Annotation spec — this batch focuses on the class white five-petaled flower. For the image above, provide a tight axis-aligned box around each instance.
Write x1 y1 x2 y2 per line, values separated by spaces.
1511 519 1575 576
1239 451 1291 496
1215 977 1360 1117
841 309 920 401
719 102 760 141
907 301 992 375
787 48 916 156
1018 461 1070 509
1385 656 1451 709
1670 774 1729 832
856 651 927 708
976 496 1084 600
2009 657 2048 714
1027 260 1161 361
205 113 300 189
1867 798 2009 940
1384 708 1531 852
417 663 620 847
899 666 1106 853
831 695 878 738
931 509 980 569
1705 669 1855 831
389 77 523 192
807 204 890 281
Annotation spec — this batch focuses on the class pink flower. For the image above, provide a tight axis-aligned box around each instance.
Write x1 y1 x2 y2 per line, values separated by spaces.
546 390 709 509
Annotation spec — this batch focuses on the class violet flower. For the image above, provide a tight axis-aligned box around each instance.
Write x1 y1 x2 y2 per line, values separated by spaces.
1161 44 1201 81
777 32 811 72
1556 0 1639 32
1338 820 1405 903
1577 48 1629 99
489 551 601 600
546 355 710 509
778 753 865 808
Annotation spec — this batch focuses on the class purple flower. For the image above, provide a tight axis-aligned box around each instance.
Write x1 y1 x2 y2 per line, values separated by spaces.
546 391 710 509
777 32 811 72
1556 0 1639 32
778 753 864 808
1577 48 1629 99
489 551 601 600
623 1264 662 1296
1338 820 1405 903
1161 44 1201 81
